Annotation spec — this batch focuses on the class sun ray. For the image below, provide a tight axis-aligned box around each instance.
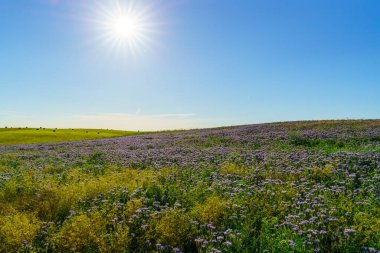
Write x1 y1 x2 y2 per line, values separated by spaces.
89 0 156 58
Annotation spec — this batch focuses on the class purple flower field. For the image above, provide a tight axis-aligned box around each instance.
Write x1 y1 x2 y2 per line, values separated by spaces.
0 120 380 252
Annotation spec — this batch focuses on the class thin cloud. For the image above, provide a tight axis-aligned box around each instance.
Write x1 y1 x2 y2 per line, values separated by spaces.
62 112 199 131
1 112 218 131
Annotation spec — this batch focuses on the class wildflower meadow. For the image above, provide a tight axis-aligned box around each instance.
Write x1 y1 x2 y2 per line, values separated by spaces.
0 120 379 252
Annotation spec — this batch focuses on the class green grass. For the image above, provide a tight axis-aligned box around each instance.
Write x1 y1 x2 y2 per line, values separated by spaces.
0 128 143 146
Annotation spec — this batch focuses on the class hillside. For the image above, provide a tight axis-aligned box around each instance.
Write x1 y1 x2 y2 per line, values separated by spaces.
0 120 379 252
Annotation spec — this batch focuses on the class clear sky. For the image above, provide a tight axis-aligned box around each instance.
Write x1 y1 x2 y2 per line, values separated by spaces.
1 0 379 130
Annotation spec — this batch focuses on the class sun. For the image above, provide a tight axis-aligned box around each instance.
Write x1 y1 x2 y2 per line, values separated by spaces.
92 1 155 56
110 13 144 43
112 15 139 39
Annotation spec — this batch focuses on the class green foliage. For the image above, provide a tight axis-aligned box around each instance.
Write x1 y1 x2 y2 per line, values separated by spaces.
0 211 41 251
311 164 335 181
84 152 107 175
51 210 131 252
51 213 102 252
153 208 195 248
288 131 317 147
182 134 236 148
220 162 248 176
86 152 106 166
193 195 228 225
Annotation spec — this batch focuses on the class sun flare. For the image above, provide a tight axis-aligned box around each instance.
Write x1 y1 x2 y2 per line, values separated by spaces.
112 15 139 39
92 1 155 56
109 13 144 43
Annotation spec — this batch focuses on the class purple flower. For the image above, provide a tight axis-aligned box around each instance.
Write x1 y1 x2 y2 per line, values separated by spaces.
344 228 356 235
288 240 296 247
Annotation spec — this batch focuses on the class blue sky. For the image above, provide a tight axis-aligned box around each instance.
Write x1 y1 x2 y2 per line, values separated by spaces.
1 0 379 130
